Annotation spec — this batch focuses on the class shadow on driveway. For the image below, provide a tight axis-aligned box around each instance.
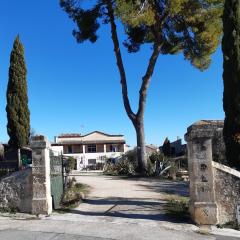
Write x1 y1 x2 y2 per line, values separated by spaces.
65 197 192 224
136 181 189 197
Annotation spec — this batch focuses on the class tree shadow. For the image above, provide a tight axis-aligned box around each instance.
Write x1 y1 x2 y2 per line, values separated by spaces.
136 181 189 197
63 197 192 224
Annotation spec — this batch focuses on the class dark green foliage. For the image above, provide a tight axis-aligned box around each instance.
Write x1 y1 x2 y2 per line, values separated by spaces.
60 0 223 70
222 0 240 170
65 157 76 173
162 137 171 157
61 178 89 208
104 155 137 176
6 36 30 148
149 151 164 164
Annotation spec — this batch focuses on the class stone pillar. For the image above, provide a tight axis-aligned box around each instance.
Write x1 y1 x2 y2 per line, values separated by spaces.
185 121 218 225
30 136 52 215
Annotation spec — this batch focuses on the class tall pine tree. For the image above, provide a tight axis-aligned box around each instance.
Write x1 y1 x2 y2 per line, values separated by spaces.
60 0 223 174
222 0 240 170
6 36 30 148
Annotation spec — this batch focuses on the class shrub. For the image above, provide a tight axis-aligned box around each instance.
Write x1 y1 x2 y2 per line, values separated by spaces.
149 152 175 177
104 155 137 176
61 178 89 209
165 197 189 219
86 162 104 170
65 157 76 173
146 159 155 176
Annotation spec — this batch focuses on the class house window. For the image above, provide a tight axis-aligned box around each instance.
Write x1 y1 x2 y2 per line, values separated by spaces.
73 145 83 153
87 144 96 153
110 145 117 152
67 145 72 154
88 159 96 165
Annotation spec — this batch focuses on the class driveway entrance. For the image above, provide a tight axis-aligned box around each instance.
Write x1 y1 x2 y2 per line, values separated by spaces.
70 171 189 222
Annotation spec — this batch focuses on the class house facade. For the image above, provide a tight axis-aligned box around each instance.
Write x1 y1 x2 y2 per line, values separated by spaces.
51 131 127 169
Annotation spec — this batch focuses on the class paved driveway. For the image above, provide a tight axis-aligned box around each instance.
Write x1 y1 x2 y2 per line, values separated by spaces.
70 172 189 222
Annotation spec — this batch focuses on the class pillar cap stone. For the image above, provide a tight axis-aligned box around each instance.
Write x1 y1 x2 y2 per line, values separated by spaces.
185 120 224 142
30 135 50 149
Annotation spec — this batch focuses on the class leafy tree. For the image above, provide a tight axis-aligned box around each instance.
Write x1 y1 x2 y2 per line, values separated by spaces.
162 137 171 157
60 0 223 174
6 36 30 148
222 0 240 170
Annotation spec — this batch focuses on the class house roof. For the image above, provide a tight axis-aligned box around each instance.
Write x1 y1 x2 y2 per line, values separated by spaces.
55 131 125 145
146 144 159 150
82 131 124 137
58 133 81 138
52 140 125 146
57 131 123 138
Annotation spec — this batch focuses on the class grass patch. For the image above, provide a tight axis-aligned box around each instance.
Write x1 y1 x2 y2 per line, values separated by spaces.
164 196 190 221
61 178 90 209
0 206 18 214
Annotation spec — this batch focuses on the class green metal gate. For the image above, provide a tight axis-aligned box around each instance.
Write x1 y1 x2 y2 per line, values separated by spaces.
50 153 64 209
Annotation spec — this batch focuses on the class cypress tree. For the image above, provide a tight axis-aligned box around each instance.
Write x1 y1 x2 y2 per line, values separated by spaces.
162 138 171 157
222 0 240 170
6 36 30 148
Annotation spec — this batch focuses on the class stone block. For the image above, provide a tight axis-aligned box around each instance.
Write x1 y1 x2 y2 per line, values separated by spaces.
30 141 50 149
32 166 45 175
32 175 46 184
190 202 218 225
32 199 51 215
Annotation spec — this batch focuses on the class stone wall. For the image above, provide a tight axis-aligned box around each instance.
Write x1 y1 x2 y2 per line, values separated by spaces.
0 169 32 213
213 162 240 224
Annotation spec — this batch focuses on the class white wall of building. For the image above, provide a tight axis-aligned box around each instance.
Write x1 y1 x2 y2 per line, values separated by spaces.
63 151 123 170
51 145 63 156
52 131 127 170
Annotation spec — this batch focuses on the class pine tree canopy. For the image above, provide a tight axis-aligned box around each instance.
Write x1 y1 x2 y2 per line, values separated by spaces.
6 36 30 148
60 0 223 70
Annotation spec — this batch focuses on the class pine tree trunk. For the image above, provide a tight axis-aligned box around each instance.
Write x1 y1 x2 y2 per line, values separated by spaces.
134 119 147 174
106 0 160 174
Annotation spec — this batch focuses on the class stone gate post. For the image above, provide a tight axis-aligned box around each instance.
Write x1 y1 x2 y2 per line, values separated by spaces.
30 136 52 215
185 121 218 225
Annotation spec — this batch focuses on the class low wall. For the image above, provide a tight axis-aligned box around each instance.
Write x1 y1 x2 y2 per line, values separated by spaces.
213 162 240 224
0 169 32 213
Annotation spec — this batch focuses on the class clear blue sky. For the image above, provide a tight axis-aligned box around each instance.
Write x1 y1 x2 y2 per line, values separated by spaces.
0 1 224 147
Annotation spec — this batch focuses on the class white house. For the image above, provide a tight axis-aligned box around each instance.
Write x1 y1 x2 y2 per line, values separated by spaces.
51 131 127 170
